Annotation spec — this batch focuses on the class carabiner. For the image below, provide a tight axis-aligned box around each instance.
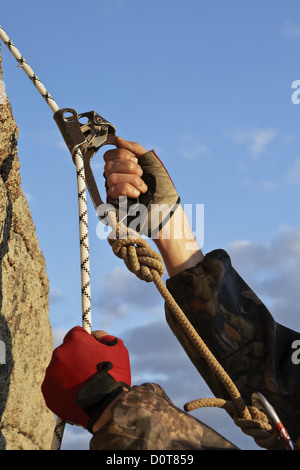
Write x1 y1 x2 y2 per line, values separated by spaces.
252 392 295 450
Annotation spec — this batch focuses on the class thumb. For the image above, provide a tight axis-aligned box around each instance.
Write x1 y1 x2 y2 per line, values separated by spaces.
115 136 147 157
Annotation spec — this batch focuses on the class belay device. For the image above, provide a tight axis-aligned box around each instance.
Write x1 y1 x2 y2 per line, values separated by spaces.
53 109 116 211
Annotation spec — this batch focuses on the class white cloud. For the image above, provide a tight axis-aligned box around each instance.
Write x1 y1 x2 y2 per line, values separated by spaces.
23 190 34 202
93 266 164 328
49 286 65 304
61 425 90 450
179 134 210 160
281 20 300 40
91 159 105 172
259 180 279 191
32 128 68 152
52 327 68 348
227 225 300 330
224 128 277 157
180 143 210 160
240 178 279 192
285 158 300 185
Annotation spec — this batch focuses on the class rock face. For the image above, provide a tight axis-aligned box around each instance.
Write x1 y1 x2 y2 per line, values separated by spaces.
0 48 54 449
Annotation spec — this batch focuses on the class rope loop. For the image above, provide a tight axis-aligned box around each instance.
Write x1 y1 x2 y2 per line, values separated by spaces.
184 397 284 450
107 222 164 282
233 405 283 450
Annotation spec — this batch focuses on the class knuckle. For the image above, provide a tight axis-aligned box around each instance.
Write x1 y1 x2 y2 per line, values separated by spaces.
128 161 142 175
104 161 113 176
103 149 116 162
106 173 118 186
133 175 143 187
118 148 135 160
120 182 133 196
127 161 136 173
122 182 132 193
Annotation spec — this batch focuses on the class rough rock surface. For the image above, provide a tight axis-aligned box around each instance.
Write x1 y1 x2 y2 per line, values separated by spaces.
0 48 54 450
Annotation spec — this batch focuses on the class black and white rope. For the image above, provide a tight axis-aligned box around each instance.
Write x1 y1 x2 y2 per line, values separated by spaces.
0 26 92 450
0 26 58 113
74 148 92 333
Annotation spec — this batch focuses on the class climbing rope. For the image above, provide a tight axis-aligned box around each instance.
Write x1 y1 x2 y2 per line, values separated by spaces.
0 26 92 449
0 26 290 451
107 221 285 450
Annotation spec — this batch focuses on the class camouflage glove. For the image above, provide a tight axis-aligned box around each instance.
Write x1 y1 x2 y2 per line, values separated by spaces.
108 150 180 238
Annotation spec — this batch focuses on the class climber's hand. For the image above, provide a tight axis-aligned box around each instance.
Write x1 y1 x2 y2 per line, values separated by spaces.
41 326 131 431
103 136 180 237
104 137 148 199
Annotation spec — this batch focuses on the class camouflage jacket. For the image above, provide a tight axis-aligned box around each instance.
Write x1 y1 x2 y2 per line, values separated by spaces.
165 249 300 445
90 382 237 450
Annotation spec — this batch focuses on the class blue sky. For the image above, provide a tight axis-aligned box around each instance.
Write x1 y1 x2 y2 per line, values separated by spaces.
1 0 300 450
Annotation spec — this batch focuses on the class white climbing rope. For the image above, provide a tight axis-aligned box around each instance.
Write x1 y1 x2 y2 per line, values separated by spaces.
0 26 92 450
0 27 58 114
50 147 92 450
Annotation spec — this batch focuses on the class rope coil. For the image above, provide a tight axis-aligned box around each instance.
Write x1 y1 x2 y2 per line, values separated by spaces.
0 26 285 450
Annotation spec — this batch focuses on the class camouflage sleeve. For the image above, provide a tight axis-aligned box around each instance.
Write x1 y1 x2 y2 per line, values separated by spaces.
90 383 238 450
165 249 300 443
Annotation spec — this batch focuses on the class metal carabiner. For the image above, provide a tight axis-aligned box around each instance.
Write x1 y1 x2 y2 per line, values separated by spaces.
53 108 116 212
252 392 295 450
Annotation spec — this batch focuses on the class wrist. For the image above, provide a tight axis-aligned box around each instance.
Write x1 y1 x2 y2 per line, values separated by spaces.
84 387 124 434
91 388 128 433
153 205 203 277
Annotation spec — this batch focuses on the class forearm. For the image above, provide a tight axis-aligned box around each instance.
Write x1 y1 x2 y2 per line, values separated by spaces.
153 205 204 278
90 383 238 450
164 249 300 444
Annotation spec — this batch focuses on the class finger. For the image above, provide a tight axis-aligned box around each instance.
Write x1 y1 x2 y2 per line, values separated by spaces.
115 136 147 157
107 176 148 199
92 330 109 340
104 159 143 179
103 147 138 164
108 183 141 199
106 172 148 193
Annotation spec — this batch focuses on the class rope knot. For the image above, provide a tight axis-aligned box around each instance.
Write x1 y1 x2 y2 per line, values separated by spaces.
233 404 284 450
184 397 284 450
108 224 164 282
